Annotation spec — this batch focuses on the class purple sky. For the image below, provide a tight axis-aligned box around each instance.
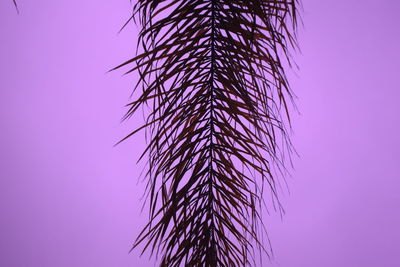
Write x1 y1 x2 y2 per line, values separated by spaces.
1 0 399 266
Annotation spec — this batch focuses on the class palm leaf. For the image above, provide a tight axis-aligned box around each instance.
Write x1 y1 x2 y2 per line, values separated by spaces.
115 0 299 266
13 0 19 13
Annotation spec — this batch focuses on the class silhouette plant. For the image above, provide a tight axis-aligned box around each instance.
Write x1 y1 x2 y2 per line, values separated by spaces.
114 0 299 266
12 0 19 13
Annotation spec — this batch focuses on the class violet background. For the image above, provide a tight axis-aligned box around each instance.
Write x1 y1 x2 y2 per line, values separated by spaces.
1 0 399 266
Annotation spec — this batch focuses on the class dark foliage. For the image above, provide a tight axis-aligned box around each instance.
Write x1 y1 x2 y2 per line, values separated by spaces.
114 0 299 266
13 0 19 13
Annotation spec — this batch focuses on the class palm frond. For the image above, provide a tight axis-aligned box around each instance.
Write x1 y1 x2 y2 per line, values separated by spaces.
13 0 19 13
115 0 299 266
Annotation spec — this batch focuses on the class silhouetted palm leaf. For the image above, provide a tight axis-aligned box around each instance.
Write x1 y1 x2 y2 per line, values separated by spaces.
13 0 19 13
115 0 299 266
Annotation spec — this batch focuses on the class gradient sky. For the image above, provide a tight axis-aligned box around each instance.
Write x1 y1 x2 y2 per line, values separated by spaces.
1 0 400 266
